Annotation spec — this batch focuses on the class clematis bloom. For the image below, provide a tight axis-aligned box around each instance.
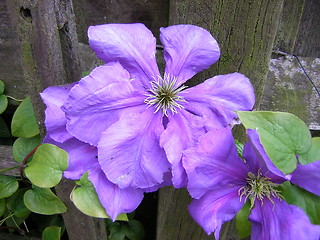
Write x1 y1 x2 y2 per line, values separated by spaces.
41 85 145 220
60 23 255 189
183 128 320 240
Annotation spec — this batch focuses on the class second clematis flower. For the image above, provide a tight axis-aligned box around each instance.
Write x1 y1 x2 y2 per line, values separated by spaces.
61 23 255 189
183 127 320 240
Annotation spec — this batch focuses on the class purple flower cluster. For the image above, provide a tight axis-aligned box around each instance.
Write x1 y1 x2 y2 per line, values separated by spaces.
41 23 254 221
183 128 320 239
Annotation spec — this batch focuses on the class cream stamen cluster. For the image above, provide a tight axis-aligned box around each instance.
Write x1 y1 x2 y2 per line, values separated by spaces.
238 169 283 209
144 74 187 116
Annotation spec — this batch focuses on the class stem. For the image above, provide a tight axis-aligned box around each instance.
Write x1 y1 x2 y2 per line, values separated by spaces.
20 144 41 184
5 95 24 102
0 165 21 173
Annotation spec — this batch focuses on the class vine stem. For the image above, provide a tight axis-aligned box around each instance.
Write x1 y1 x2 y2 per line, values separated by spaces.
20 144 41 184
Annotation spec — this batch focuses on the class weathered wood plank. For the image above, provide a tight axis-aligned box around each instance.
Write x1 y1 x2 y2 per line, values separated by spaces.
261 55 320 129
293 0 320 57
273 0 305 54
0 145 20 176
157 1 284 239
4 1 107 239
72 0 169 44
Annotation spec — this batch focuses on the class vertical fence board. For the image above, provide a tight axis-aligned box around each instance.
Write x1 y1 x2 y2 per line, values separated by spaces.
72 0 169 44
5 1 107 239
157 1 284 239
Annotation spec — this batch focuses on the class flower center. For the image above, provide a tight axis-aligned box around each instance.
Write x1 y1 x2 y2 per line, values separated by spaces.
144 74 187 116
238 169 283 209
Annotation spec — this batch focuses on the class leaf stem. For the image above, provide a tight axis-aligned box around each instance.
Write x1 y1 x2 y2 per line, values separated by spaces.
0 165 21 173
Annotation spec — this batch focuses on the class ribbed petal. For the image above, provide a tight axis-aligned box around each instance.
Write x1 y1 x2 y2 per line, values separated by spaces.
44 136 98 180
160 110 206 188
290 160 320 196
250 198 320 240
98 110 170 189
244 129 286 183
183 128 248 199
188 186 244 239
180 73 255 130
40 84 75 143
88 168 144 221
88 23 160 88
160 25 220 86
63 63 146 146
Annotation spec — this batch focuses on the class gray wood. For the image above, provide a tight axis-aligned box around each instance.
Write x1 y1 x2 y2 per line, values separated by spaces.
72 0 169 44
273 0 305 54
294 0 320 57
0 145 19 176
3 1 107 239
261 56 320 130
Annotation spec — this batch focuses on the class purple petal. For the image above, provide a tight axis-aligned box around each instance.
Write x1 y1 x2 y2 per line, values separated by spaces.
44 136 98 180
40 84 75 143
63 63 146 146
98 110 170 189
188 186 244 239
160 25 220 86
250 198 320 240
244 129 286 183
290 160 320 196
183 128 248 199
181 73 255 130
88 23 160 87
160 110 206 188
88 168 144 221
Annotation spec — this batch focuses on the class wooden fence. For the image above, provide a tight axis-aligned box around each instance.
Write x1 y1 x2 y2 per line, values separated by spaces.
1 0 319 239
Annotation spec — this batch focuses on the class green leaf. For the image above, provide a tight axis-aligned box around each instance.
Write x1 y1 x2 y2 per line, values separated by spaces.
24 185 67 215
0 80 4 94
125 220 145 240
0 175 19 199
24 144 68 188
71 172 109 218
109 222 126 240
0 116 11 137
299 137 320 164
81 71 91 77
237 111 311 174
6 188 31 218
0 199 5 217
235 201 251 239
280 181 320 225
12 135 41 163
11 97 40 137
235 140 244 158
42 226 61 240
0 94 8 114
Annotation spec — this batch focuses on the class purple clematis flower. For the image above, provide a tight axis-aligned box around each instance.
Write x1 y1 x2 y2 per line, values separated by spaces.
41 85 146 221
60 23 255 189
183 127 320 240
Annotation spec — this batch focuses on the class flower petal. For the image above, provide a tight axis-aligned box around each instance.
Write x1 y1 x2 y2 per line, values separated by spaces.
44 136 98 180
160 110 206 188
250 198 320 240
183 128 248 199
63 63 146 146
88 168 144 221
40 84 75 143
180 73 255 130
160 25 220 85
244 129 286 183
98 110 170 189
188 186 244 239
88 23 160 87
290 160 320 196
